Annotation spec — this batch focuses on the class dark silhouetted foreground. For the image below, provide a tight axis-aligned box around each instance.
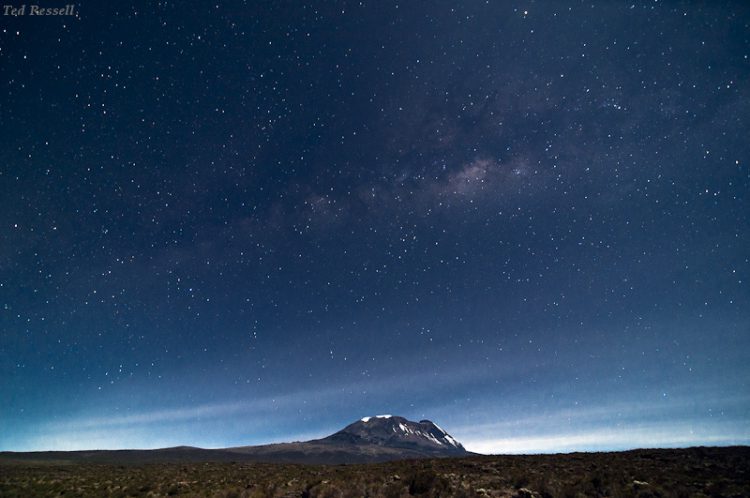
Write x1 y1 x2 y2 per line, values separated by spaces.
1 446 748 497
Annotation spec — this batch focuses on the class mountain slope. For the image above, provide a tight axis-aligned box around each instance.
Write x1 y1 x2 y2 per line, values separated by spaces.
226 415 471 463
320 415 466 454
0 415 471 465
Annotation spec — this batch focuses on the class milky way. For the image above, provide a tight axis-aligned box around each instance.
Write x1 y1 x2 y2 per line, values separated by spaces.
1 1 748 453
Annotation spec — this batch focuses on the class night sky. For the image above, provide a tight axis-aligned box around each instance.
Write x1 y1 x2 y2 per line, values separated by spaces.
1 1 749 454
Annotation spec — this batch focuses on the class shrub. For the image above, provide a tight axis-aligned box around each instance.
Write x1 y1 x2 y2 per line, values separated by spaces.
406 469 449 496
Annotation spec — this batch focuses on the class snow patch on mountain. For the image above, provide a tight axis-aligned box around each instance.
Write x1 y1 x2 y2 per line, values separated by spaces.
361 414 393 423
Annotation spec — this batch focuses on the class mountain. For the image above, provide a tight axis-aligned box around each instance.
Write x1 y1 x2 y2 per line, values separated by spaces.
227 415 471 464
0 415 471 465
322 415 466 454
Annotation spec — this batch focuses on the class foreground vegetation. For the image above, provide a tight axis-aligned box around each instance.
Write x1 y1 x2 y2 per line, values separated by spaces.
1 446 747 497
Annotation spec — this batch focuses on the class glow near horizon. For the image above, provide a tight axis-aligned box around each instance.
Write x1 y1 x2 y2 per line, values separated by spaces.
457 424 750 455
4 357 748 453
10 415 749 455
6 386 749 453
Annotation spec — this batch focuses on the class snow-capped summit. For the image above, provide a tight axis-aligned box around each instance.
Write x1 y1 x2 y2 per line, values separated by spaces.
361 414 392 422
323 415 467 454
